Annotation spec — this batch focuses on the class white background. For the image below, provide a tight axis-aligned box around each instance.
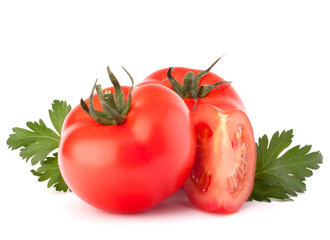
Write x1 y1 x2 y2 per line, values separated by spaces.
1 0 329 239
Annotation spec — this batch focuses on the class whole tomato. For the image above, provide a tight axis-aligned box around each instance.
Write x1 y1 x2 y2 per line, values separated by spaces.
58 68 196 213
140 59 257 213
140 58 245 112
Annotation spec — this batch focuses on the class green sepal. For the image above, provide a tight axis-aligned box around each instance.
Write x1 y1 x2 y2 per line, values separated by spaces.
81 67 134 125
121 67 134 116
103 91 118 111
164 56 230 111
197 81 231 98
182 71 194 96
107 66 126 113
167 67 184 98
192 56 224 90
188 90 198 112
95 83 126 124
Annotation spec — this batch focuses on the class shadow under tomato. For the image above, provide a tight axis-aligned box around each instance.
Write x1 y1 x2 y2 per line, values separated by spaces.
143 187 257 217
64 187 195 219
141 188 195 216
65 188 255 219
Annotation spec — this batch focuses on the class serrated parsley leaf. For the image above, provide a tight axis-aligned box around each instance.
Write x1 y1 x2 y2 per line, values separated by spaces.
7 100 71 192
7 120 59 165
49 100 71 135
248 181 290 202
31 153 70 192
249 130 323 202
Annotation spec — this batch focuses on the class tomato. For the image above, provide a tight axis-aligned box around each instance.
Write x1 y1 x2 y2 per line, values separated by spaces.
58 82 195 213
184 104 256 213
140 61 256 213
140 66 245 112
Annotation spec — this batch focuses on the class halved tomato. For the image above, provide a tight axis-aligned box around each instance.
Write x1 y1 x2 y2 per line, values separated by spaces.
183 104 257 213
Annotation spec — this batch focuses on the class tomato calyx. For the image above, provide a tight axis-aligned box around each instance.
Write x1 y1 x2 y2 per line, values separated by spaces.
80 66 134 125
163 56 231 111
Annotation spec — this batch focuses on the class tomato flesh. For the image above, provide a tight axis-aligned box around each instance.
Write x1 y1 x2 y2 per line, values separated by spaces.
184 104 256 213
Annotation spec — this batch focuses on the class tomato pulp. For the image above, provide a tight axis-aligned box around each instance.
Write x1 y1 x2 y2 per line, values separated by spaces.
58 84 196 213
184 105 256 212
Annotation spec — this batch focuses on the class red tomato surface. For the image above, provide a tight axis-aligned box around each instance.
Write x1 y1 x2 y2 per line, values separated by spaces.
141 67 245 112
184 104 257 213
58 84 196 213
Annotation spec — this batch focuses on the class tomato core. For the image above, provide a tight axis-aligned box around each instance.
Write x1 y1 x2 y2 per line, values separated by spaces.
227 126 248 198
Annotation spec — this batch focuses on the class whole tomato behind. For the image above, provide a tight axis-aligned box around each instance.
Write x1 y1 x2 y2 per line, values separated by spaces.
58 68 196 213
140 58 245 112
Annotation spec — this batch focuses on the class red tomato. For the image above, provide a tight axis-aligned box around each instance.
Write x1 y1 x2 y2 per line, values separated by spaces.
58 84 196 213
141 67 245 112
141 64 256 213
184 104 256 213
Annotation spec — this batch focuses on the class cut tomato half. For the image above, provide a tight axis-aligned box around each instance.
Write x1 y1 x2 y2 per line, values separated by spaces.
184 104 257 213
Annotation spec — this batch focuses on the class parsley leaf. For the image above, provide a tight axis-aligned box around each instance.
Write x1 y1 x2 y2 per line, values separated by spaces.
7 100 71 192
49 100 72 135
7 119 60 165
249 130 323 202
31 153 70 192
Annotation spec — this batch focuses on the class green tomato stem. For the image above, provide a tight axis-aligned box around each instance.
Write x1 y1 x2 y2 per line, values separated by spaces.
80 67 134 125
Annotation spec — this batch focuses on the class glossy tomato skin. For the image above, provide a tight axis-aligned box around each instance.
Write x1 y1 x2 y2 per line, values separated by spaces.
58 84 196 213
140 67 245 112
184 104 256 213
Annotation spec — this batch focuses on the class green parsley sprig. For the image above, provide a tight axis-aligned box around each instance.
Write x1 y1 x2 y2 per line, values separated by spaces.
7 100 71 192
248 130 323 201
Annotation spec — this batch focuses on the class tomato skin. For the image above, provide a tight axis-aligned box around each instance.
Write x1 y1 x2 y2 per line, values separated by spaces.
58 84 196 213
140 67 246 112
184 104 256 213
